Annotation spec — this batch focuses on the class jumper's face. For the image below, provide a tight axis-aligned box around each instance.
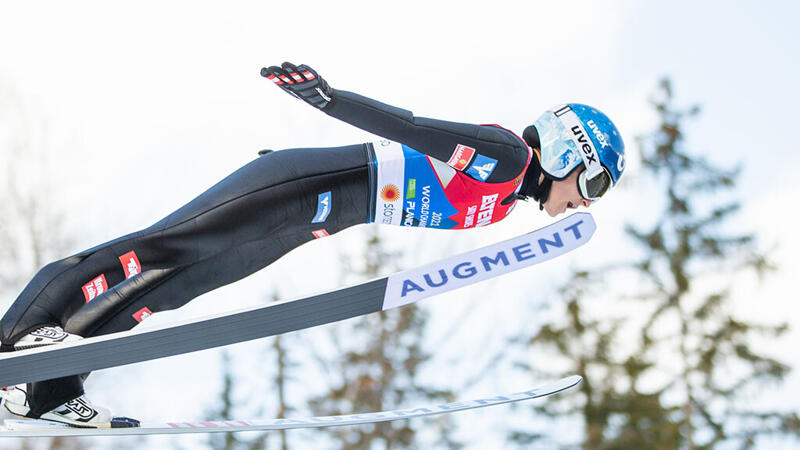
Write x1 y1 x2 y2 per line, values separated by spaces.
544 167 592 217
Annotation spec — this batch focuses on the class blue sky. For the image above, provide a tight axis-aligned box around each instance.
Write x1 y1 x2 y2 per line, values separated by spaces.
1 0 798 448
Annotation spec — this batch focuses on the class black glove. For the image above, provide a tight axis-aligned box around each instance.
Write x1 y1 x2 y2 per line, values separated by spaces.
261 62 333 110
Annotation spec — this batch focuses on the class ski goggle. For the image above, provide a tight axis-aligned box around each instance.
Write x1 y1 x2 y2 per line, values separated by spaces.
545 105 612 202
577 166 612 201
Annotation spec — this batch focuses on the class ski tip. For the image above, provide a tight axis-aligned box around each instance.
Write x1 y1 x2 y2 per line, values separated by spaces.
564 374 583 388
535 375 583 397
562 212 596 242
570 211 596 232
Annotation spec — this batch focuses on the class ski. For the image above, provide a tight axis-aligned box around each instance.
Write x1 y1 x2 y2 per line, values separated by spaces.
0 376 581 436
0 213 595 387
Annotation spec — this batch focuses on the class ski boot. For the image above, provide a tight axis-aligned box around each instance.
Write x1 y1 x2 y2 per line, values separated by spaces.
1 326 139 428
12 325 83 350
1 385 114 428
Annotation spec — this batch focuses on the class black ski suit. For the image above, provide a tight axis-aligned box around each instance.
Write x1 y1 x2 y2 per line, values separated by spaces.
0 88 533 416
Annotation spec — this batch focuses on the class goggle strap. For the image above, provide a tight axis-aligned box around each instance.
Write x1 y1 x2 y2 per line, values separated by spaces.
553 106 604 179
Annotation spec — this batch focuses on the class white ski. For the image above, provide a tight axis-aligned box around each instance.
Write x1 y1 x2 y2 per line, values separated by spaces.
0 213 595 387
0 376 581 437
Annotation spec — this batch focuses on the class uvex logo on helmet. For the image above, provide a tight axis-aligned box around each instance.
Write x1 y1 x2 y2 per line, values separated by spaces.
586 120 611 148
570 126 598 164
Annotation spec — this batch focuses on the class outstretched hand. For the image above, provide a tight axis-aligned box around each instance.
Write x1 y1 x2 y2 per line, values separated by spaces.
261 62 333 110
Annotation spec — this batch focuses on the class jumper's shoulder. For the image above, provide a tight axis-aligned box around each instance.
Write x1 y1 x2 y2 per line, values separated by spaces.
478 124 529 151
468 124 530 181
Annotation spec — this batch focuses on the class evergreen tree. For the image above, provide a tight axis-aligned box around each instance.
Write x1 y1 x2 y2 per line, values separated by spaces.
206 290 296 450
511 79 799 449
309 227 460 449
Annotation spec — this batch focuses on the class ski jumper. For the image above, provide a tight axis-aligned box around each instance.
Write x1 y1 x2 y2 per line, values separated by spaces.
0 89 532 415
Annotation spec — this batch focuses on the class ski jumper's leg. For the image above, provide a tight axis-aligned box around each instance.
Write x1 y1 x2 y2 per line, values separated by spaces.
67 145 372 335
1 144 370 343
0 144 371 416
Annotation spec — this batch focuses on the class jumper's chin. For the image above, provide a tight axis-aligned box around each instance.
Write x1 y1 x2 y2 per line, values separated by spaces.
543 201 559 217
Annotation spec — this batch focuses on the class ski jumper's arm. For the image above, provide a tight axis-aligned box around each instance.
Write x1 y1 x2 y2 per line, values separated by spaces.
261 62 528 183
324 89 529 183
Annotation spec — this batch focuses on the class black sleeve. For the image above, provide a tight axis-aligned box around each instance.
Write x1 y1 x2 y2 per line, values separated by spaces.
323 89 529 183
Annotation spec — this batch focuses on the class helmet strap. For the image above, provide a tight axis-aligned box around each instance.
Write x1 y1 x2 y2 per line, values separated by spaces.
536 178 553 211
519 146 554 210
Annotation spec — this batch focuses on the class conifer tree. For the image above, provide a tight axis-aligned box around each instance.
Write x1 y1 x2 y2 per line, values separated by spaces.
511 79 799 448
